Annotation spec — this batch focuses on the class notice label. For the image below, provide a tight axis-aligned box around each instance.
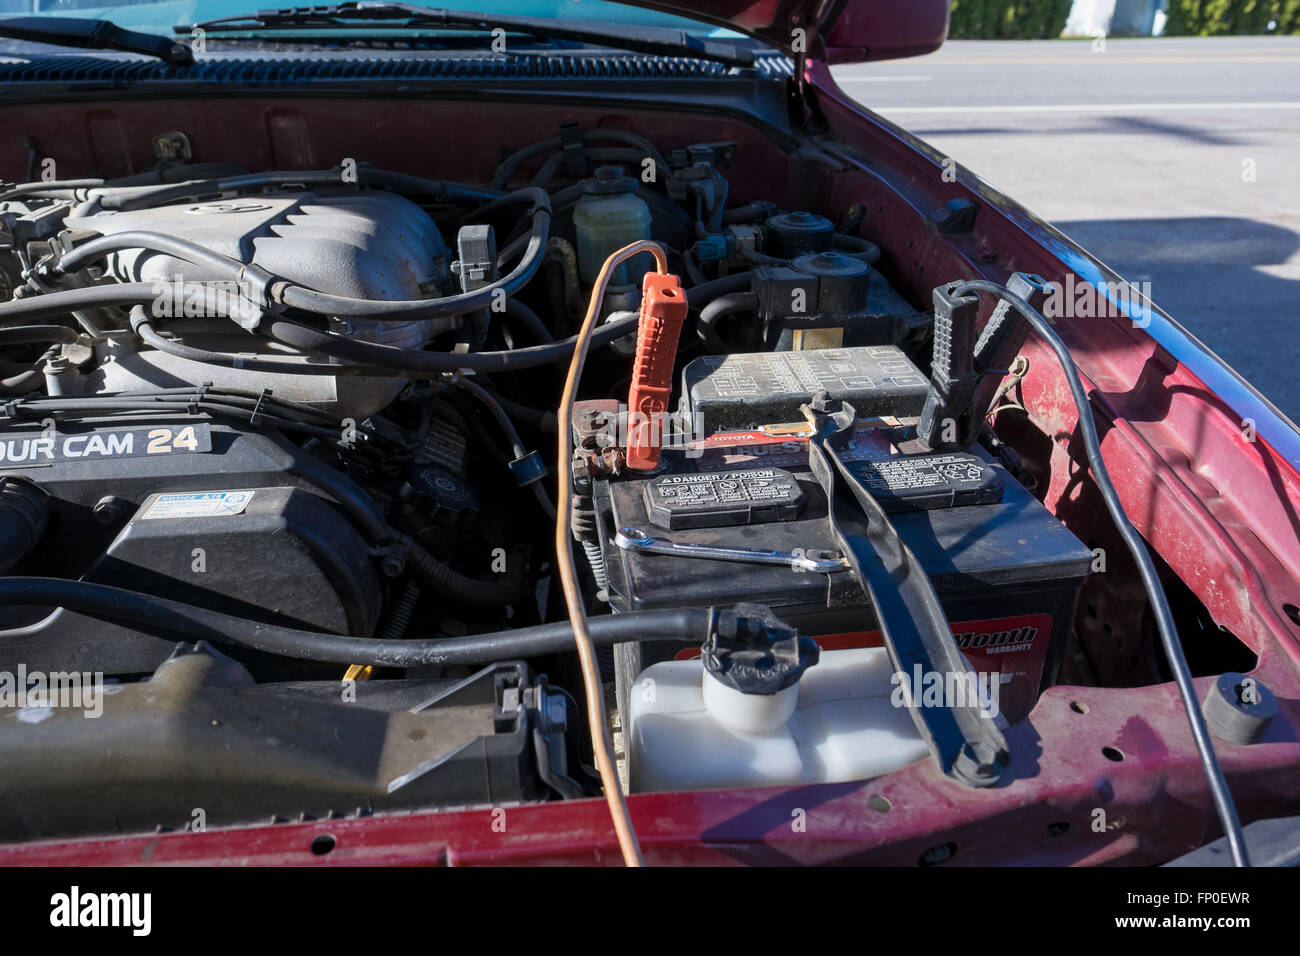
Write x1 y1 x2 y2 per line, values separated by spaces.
142 490 254 520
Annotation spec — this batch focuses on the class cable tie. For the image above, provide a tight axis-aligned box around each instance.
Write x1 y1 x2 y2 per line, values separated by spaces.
249 388 272 426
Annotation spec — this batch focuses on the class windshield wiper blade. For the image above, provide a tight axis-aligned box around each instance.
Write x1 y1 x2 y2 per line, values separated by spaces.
182 3 755 66
0 16 192 65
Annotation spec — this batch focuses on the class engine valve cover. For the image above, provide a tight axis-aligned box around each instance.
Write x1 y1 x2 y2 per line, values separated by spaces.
65 190 450 418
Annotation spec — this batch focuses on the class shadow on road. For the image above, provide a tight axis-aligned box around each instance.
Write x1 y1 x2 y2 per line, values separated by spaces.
1056 216 1300 421
911 115 1247 147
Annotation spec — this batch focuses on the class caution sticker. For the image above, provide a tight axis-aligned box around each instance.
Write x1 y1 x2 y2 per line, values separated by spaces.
142 490 255 520
848 452 1003 512
644 467 804 530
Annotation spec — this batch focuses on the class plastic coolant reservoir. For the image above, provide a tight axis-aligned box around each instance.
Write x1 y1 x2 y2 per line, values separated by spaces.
627 647 932 793
574 166 653 288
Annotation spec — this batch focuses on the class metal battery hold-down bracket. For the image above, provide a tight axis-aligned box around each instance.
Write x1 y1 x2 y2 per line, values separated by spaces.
802 391 1010 788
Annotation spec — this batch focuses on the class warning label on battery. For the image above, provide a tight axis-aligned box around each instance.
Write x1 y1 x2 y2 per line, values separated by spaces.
849 453 1003 512
644 467 803 530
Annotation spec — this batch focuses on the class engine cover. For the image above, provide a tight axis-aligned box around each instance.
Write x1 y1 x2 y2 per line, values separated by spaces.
64 190 450 418
0 415 380 677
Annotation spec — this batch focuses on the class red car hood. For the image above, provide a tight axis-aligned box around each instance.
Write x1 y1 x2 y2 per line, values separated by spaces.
610 0 950 63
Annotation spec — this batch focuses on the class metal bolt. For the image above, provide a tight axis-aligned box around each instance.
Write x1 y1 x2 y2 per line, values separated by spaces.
92 495 127 524
956 741 1003 782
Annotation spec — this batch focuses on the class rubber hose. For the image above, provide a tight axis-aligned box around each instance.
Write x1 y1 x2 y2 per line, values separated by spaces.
0 283 165 322
0 578 711 667
376 581 421 642
395 532 526 608
262 312 640 374
130 309 393 378
0 480 48 575
697 291 757 353
503 298 554 343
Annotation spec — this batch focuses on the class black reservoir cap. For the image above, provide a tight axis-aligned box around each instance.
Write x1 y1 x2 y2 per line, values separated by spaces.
702 604 819 695
643 466 804 530
848 451 1004 513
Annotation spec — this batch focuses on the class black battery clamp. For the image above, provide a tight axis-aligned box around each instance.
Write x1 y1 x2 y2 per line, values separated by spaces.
917 272 1050 451
802 390 1010 788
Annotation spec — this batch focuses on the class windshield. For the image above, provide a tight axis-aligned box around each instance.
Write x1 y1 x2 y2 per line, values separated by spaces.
0 0 730 40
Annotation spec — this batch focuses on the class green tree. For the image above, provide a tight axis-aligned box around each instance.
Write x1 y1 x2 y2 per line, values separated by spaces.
1282 0 1300 31
1165 0 1297 34
949 0 1071 38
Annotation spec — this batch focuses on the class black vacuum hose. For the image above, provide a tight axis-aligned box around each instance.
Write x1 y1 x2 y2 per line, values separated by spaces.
0 578 709 668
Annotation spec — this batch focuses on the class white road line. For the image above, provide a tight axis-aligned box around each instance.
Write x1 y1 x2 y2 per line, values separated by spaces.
870 102 1300 114
836 76 933 83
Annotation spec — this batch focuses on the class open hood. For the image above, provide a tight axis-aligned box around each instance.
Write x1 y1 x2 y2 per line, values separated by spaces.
611 0 949 64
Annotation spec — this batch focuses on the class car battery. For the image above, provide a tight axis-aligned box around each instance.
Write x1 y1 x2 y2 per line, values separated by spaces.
589 345 1093 724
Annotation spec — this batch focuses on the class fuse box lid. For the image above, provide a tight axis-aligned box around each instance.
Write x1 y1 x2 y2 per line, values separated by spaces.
682 346 929 434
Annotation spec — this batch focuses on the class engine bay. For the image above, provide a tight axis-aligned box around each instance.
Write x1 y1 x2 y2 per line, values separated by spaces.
0 111 1270 854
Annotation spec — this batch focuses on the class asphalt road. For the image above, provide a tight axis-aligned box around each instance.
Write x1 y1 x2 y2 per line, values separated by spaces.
832 37 1300 425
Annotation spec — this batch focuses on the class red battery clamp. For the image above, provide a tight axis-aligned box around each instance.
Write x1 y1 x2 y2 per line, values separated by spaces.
625 272 689 471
